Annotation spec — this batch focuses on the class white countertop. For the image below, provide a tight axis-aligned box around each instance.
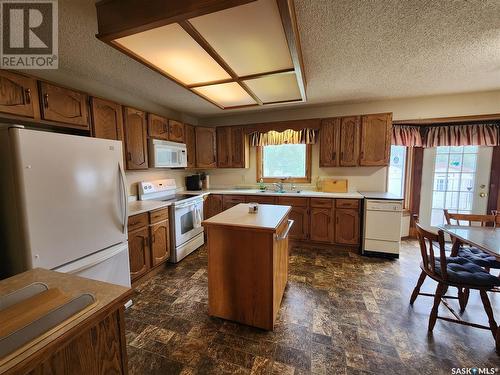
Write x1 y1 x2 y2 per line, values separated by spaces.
203 203 292 232
184 189 364 199
128 200 171 216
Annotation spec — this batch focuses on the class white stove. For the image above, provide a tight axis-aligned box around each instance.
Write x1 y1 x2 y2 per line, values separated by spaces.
139 179 204 263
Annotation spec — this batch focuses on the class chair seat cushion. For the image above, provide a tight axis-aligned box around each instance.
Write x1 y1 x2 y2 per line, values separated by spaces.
458 247 500 269
434 258 500 287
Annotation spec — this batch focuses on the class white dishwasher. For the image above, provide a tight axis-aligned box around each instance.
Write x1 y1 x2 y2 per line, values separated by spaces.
363 199 403 258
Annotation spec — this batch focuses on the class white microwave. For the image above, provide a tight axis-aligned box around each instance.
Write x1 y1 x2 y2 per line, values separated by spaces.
148 139 187 168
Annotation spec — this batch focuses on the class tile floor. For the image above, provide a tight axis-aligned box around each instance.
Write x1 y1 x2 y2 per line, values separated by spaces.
125 241 500 374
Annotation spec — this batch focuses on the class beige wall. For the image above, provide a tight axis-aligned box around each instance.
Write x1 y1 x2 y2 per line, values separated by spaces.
205 145 387 191
126 169 188 197
200 90 500 192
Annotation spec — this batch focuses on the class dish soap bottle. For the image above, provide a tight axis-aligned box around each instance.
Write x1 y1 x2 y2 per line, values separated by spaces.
258 178 266 191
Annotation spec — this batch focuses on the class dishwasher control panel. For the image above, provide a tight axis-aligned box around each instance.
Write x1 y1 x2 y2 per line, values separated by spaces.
365 200 403 212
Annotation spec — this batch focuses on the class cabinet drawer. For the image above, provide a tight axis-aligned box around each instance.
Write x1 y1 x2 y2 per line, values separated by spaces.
276 197 309 207
336 199 359 209
149 208 169 224
223 195 246 203
310 198 333 208
245 195 276 204
128 213 148 231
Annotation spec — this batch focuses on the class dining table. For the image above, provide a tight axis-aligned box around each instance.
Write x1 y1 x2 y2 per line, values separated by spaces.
438 224 500 353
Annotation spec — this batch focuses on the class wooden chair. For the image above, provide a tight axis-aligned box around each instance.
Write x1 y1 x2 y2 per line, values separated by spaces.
414 223 500 352
443 209 495 228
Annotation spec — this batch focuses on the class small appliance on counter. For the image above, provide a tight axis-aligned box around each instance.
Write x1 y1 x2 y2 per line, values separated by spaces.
186 174 202 191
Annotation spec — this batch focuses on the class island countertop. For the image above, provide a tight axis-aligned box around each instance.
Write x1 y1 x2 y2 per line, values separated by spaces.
202 203 291 232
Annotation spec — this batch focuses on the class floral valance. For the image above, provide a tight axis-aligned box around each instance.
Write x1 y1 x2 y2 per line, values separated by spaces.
392 123 499 147
250 128 317 147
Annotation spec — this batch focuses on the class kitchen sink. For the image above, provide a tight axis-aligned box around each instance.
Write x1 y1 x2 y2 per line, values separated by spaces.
259 190 302 194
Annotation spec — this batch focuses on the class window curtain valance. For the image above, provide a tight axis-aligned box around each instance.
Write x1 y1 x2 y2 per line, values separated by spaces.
392 123 499 147
392 125 422 147
250 128 317 147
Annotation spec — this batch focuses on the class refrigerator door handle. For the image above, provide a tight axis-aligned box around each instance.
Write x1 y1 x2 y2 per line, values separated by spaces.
118 162 128 233
54 244 127 274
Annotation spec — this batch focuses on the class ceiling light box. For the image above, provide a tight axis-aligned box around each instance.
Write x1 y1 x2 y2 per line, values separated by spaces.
96 0 306 110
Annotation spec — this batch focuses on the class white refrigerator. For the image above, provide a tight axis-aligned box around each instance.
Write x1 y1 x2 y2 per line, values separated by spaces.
0 126 131 287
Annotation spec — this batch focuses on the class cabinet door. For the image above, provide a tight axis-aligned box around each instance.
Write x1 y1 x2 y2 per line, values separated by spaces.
185 123 196 168
204 194 223 219
310 208 334 243
0 71 39 118
150 220 170 267
168 120 185 143
231 127 248 168
319 118 340 167
339 116 360 166
39 82 89 128
222 195 246 210
335 208 360 245
245 195 276 204
360 113 392 166
90 97 123 141
128 227 150 281
288 206 310 240
148 113 169 140
123 107 148 170
195 127 217 168
217 127 232 168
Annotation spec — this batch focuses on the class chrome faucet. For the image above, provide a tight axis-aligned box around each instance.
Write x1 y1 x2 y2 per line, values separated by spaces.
273 178 287 192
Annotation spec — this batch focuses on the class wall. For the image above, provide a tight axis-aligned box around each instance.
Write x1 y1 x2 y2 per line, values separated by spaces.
205 145 387 191
200 89 500 191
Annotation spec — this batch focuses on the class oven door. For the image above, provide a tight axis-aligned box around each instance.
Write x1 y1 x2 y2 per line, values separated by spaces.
174 200 204 247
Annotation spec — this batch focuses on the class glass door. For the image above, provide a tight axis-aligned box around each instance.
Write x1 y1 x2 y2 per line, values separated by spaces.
419 146 492 227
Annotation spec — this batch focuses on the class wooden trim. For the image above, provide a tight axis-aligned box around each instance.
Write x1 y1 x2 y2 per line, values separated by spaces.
409 147 424 229
487 145 500 212
256 144 311 183
186 68 296 88
95 0 256 41
276 0 306 101
393 113 500 125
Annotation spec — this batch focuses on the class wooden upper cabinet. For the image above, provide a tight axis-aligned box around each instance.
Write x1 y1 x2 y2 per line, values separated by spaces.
90 97 123 141
360 113 392 166
150 220 170 267
231 127 248 168
39 82 89 128
148 113 169 140
185 123 196 168
195 126 217 168
0 71 39 118
319 118 340 167
335 208 360 245
217 127 232 168
128 226 150 282
339 116 360 167
123 107 148 170
310 207 335 243
168 120 185 143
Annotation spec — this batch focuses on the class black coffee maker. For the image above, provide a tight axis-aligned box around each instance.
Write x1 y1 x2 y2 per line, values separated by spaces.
185 174 202 190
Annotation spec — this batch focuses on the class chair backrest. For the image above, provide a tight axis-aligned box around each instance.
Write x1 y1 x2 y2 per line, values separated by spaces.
415 222 448 281
443 209 495 227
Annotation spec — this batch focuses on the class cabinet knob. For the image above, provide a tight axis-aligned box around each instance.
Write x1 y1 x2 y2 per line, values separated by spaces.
43 93 49 108
127 152 132 161
25 88 31 104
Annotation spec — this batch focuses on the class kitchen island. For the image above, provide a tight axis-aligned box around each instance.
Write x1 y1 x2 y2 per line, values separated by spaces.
202 203 292 330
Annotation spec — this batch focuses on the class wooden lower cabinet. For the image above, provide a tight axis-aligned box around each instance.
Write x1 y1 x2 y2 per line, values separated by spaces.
335 208 360 245
150 220 170 267
204 194 223 219
310 208 335 243
128 226 150 282
276 197 309 241
128 208 170 283
222 195 246 210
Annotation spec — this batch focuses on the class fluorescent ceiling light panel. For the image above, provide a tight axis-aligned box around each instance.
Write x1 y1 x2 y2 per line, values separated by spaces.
189 0 293 77
114 23 231 86
193 82 256 107
244 72 301 103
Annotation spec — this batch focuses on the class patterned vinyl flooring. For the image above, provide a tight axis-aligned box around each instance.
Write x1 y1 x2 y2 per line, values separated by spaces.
125 241 500 374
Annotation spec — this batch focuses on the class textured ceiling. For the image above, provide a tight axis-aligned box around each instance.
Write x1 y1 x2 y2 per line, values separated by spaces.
32 0 500 119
